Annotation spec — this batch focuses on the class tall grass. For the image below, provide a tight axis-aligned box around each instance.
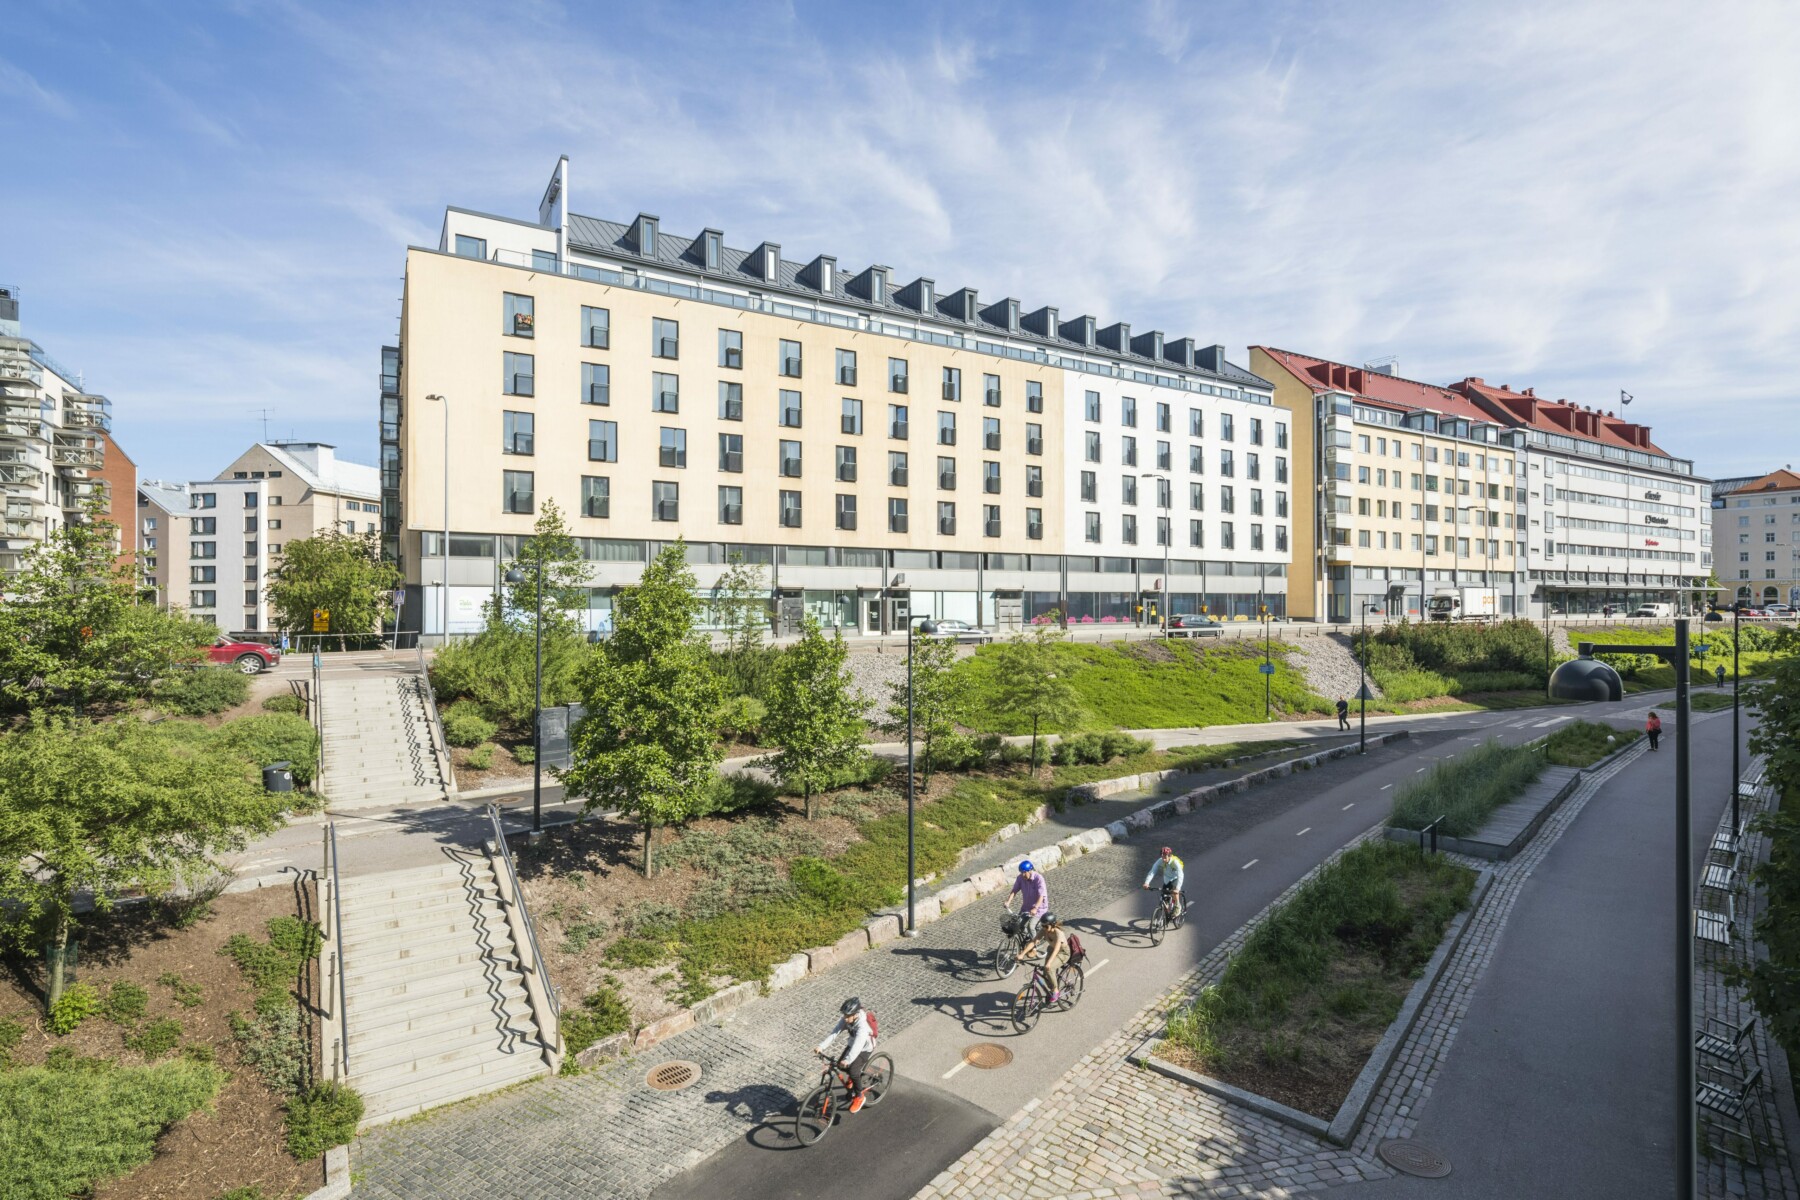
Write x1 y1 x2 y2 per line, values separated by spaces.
1387 739 1546 836
1542 720 1640 767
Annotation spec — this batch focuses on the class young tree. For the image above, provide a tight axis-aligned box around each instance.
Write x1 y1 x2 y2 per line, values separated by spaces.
493 499 590 640
883 630 970 787
761 617 866 818
989 619 1085 770
562 541 723 876
264 529 401 643
712 552 771 698
0 716 285 1007
0 503 211 714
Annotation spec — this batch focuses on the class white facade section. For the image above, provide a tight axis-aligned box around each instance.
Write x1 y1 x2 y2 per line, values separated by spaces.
184 478 271 633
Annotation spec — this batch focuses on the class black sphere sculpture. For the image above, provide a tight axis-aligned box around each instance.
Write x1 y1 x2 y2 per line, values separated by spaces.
1547 655 1624 702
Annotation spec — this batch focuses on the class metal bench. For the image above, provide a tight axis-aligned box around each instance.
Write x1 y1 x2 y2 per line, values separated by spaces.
1697 1065 1767 1163
1695 899 1736 948
1696 1015 1757 1071
1710 827 1740 860
1702 855 1740 898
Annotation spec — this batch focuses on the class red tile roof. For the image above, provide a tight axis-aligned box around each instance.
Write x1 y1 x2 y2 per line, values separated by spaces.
1255 348 1498 424
1446 377 1669 456
1735 468 1800 493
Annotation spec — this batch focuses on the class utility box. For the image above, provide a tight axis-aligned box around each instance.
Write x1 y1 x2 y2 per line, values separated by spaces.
262 762 295 793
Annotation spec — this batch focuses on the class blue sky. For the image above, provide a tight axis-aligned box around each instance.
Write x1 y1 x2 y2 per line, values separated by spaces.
3 0 1796 484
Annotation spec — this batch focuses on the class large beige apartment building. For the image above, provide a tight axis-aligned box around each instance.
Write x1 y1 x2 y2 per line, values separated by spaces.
385 158 1291 639
1712 469 1800 609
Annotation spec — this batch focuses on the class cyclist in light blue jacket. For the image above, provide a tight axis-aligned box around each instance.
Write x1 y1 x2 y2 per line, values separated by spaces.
1142 846 1187 919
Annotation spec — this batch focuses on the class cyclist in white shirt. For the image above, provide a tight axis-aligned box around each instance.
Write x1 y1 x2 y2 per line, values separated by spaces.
1142 846 1187 919
815 997 876 1113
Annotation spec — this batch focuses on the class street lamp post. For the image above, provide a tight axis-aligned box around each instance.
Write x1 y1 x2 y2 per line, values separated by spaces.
903 615 939 936
1260 588 1271 720
1358 602 1380 754
1732 602 1741 833
1549 623 1695 1200
503 561 545 835
426 394 449 646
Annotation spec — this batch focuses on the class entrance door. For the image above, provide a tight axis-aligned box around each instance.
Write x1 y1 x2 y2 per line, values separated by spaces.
994 595 1023 628
864 596 909 634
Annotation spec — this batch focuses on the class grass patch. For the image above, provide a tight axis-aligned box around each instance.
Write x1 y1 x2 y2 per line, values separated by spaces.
1659 692 1739 713
283 1081 364 1159
1161 840 1475 1119
1387 739 1547 836
1048 739 1306 788
559 985 633 1073
0 1058 225 1200
1543 720 1641 767
219 916 320 1013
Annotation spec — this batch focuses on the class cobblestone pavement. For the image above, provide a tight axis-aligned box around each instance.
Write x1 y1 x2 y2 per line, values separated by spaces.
913 742 1658 1200
348 734 1439 1199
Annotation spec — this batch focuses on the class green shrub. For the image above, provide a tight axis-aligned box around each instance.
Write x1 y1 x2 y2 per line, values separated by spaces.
48 983 100 1036
229 1005 307 1095
774 754 892 795
100 982 148 1025
0 1058 225 1200
154 665 252 715
1388 738 1547 836
0 1015 22 1067
220 917 319 1011
465 743 496 770
261 692 307 715
211 714 321 787
442 701 499 748
429 624 587 729
158 972 204 1008
714 694 769 742
561 985 632 1065
284 1080 364 1159
513 743 537 765
697 772 779 816
1543 720 1641 767
124 1017 183 1059
602 937 668 969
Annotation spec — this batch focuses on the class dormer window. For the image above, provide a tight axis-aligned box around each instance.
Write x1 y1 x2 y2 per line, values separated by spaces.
871 272 885 304
703 231 722 271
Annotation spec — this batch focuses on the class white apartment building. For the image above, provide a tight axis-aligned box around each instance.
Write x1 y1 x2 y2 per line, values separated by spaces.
137 479 189 607
183 477 271 632
1712 469 1800 609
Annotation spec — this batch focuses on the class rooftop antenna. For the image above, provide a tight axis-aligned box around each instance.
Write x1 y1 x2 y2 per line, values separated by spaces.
254 409 272 441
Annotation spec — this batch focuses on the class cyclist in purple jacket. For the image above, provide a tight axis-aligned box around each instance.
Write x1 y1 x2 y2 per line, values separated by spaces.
1008 859 1050 953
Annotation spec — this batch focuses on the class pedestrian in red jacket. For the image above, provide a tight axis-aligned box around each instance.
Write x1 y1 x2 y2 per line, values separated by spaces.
1646 711 1662 751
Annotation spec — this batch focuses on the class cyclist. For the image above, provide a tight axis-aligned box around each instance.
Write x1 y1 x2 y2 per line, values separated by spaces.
1008 859 1050 951
1031 912 1073 1005
1141 846 1187 921
814 997 876 1113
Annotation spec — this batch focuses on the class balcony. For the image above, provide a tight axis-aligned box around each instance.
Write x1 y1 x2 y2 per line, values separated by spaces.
0 462 46 490
2 513 37 539
67 480 106 502
837 367 857 386
891 374 908 393
0 416 44 442
0 343 42 386
51 443 102 469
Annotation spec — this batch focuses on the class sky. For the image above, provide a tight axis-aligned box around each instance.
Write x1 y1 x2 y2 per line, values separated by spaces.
2 0 1797 485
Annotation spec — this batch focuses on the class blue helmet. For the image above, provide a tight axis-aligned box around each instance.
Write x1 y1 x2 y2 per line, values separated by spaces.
1018 860 1035 873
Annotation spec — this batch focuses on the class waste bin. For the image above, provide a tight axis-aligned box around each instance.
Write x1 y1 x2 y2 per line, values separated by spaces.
262 762 295 793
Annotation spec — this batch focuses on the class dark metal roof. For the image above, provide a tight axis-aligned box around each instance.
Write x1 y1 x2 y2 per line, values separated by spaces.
563 213 1271 392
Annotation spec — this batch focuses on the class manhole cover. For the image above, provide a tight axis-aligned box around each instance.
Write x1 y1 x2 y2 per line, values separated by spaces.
962 1043 1014 1070
1378 1140 1451 1178
645 1060 702 1092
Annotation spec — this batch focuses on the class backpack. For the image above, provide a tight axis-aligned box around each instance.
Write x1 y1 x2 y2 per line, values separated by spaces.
864 1009 878 1041
1066 933 1086 965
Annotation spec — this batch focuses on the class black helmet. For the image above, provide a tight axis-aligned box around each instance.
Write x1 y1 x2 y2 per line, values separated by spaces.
1040 911 1060 928
840 997 862 1015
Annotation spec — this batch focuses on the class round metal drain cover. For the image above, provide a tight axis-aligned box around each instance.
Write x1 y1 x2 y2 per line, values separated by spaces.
645 1060 702 1092
962 1043 1014 1070
1378 1140 1451 1178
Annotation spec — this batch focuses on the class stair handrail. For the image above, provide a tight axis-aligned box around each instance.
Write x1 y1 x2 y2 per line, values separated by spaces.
485 805 560 1046
415 642 456 796
326 820 350 1079
311 650 327 796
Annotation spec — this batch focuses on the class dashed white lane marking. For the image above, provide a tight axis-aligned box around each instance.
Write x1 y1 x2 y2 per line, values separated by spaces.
941 1059 968 1080
1087 958 1110 977
1296 827 1312 836
1241 859 1259 870
1416 767 1428 773
1343 802 1356 810
1380 784 1393 791
1533 716 1572 728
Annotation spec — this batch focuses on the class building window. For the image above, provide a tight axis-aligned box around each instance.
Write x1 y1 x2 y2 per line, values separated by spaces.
780 390 803 428
1122 514 1138 545
780 490 803 528
1122 436 1137 467
652 317 679 359
504 292 534 338
1220 521 1235 550
651 371 679 413
1220 413 1235 442
1220 449 1234 477
984 374 1001 406
1250 417 1263 446
719 433 744 473
1026 422 1043 456
942 367 961 402
1157 441 1171 471
1276 525 1288 552
652 481 679 522
1080 471 1097 503
889 404 909 439
190 566 216 583
1086 390 1101 422
1189 444 1205 474
842 397 863 435
193 517 217 535
192 493 216 509
191 540 216 559
1221 485 1235 513
938 456 958 490
1085 431 1102 463
718 328 742 369
1122 396 1138 427
581 475 610 519
983 461 1001 494
837 349 858 386
582 305 610 349
1246 452 1260 480
1026 464 1043 498
890 452 909 487
660 427 687 469
836 445 857 482
836 494 857 530
1027 507 1043 540
582 362 610 406
1122 476 1138 506
780 339 802 377
1189 408 1204 438
938 411 957 446
503 410 535 455
718 381 743 421
1189 482 1204 510
190 590 216 608
889 497 909 533
588 419 618 462
244 493 259 510
454 234 486 259
503 351 534 396
1156 516 1170 547
718 485 743 525
890 358 909 393
1189 519 1204 548
779 440 803 478
1250 488 1265 516
1027 381 1043 413
984 417 1001 451
1085 512 1101 543
1156 402 1171 433
1251 523 1265 551
1276 422 1289 449
504 470 535 514
984 505 1001 538
938 502 957 536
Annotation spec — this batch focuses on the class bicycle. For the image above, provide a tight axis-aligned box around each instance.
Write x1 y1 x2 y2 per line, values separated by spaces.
1147 884 1187 947
992 911 1045 980
793 1050 894 1146
1009 959 1085 1032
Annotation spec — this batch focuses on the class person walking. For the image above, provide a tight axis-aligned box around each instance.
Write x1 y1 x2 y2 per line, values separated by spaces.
1335 696 1350 731
1646 710 1662 751
1715 664 1727 688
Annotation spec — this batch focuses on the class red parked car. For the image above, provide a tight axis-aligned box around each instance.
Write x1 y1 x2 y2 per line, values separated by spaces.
207 636 281 674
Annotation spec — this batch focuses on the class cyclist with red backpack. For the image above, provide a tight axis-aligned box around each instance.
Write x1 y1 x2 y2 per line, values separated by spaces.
815 997 878 1113
1035 913 1075 1004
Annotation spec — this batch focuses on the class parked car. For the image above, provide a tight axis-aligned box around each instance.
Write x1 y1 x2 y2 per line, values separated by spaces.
923 618 993 644
1166 613 1225 638
1764 603 1796 617
1737 607 1770 620
207 636 281 674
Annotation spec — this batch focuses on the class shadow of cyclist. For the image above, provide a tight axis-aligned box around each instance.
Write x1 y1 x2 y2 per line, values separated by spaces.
1063 913 1156 949
887 943 993 984
910 987 1023 1037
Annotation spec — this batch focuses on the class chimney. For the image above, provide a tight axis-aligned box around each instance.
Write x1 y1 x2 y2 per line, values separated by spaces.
1522 386 1534 397
1165 337 1196 368
942 287 980 322
1023 305 1059 338
630 213 661 256
1130 330 1165 361
802 254 836 292
1194 344 1229 373
1060 315 1097 347
755 241 782 281
897 276 935 313
1097 322 1131 352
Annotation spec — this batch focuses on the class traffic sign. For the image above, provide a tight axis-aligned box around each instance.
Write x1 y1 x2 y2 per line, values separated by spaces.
311 608 330 633
1258 662 1276 675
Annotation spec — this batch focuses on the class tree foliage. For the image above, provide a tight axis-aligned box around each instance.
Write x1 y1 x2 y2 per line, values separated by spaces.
710 553 775 700
493 499 590 640
1737 630 1800 1057
883 630 970 786
761 618 866 818
0 716 285 1006
987 619 1085 769
0 504 212 714
263 529 399 640
429 625 587 730
562 542 723 875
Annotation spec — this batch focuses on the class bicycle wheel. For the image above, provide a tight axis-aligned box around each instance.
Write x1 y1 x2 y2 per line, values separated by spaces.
1148 905 1167 946
992 938 1020 980
1010 980 1044 1032
1172 899 1187 931
861 1053 895 1106
794 1084 835 1146
1052 964 1085 1012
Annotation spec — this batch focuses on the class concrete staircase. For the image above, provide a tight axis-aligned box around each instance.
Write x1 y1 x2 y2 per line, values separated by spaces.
319 663 450 810
339 855 553 1126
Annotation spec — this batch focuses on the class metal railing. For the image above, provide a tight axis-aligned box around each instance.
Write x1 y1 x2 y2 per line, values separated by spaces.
416 642 454 795
310 652 326 796
325 821 350 1079
485 806 560 1044
1417 816 1445 855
